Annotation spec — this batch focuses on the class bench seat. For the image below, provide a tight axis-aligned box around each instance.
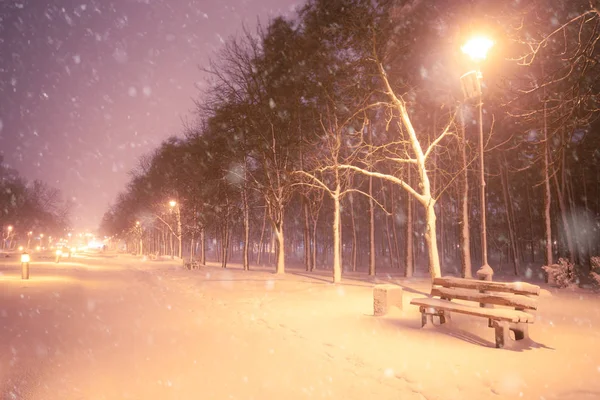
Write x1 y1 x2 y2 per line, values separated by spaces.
410 277 541 349
410 297 535 323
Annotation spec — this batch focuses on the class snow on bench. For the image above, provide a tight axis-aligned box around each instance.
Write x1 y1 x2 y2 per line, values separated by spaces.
410 277 540 349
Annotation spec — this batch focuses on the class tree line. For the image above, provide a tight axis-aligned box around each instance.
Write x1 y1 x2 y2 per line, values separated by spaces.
0 155 71 249
100 0 600 283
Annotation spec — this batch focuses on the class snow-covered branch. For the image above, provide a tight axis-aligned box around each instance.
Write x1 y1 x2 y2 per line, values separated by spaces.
336 164 425 205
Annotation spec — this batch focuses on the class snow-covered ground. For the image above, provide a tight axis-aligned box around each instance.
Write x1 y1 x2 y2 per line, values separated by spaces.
1 251 599 399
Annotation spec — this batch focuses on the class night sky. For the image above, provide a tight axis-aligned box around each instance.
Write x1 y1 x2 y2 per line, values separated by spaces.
0 0 298 230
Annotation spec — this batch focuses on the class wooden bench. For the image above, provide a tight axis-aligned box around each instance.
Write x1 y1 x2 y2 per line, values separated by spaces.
410 277 540 348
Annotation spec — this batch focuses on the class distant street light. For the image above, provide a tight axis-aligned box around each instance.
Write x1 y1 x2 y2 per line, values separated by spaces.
55 249 62 263
461 35 494 282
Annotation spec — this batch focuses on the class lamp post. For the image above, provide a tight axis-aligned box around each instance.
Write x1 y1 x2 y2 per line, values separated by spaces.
169 200 182 260
27 231 33 250
55 249 62 263
21 252 31 279
461 36 494 282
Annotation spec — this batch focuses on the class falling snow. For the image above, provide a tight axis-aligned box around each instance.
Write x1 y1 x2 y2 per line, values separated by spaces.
0 0 296 229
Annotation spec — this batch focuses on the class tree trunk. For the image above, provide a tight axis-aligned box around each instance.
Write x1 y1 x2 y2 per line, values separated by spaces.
200 227 206 265
221 220 230 268
368 122 376 276
311 214 318 271
242 187 250 271
389 180 401 269
552 166 575 262
543 111 553 269
349 193 358 272
257 206 267 265
368 175 376 276
405 167 414 278
500 156 520 275
566 172 584 265
332 186 342 283
303 199 312 271
424 198 441 279
383 181 394 269
582 170 593 271
525 179 536 264
274 219 285 274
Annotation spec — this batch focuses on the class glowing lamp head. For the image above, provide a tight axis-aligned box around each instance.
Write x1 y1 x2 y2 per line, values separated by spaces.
136 221 140 226
169 200 177 208
18 246 23 251
7 225 13 232
56 249 63 256
462 36 494 62
21 253 30 263
36 246 41 251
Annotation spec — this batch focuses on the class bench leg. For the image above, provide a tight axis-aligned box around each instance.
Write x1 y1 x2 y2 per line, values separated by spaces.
509 323 529 341
439 311 451 324
421 312 434 327
492 321 509 349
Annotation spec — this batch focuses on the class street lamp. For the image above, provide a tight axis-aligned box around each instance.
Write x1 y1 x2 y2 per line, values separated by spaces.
461 35 494 282
21 252 31 279
169 200 182 260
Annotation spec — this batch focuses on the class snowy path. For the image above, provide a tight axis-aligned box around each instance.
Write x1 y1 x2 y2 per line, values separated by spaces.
0 255 416 399
2 254 600 399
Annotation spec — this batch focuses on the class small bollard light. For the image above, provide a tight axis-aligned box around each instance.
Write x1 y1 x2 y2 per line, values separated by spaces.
55 249 62 263
21 252 31 280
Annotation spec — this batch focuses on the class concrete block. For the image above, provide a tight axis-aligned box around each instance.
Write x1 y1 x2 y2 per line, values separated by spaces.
373 284 403 316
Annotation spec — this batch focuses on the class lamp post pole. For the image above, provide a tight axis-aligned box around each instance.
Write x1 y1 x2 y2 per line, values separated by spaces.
21 252 30 280
461 36 494 282
475 69 493 281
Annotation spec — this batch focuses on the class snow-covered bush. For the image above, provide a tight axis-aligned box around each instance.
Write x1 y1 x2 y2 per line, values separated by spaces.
185 260 202 270
542 258 575 288
590 271 600 286
589 257 600 288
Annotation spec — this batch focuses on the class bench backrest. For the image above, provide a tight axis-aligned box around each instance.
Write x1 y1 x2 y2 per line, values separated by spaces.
431 277 540 311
